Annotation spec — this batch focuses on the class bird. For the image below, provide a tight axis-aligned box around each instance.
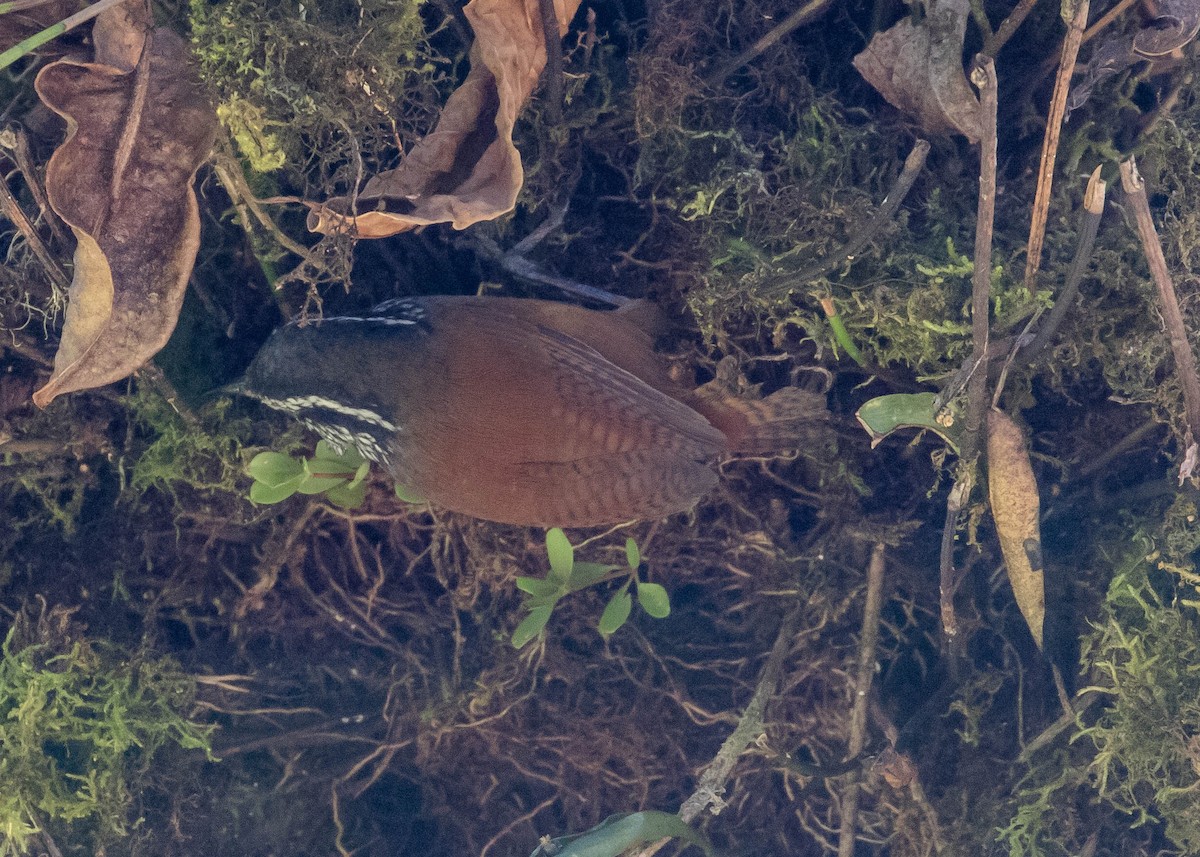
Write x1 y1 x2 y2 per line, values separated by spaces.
238 294 826 527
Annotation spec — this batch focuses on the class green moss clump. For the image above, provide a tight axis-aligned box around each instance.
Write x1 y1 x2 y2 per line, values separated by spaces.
126 388 248 497
1077 545 1200 852
0 612 214 856
188 0 439 189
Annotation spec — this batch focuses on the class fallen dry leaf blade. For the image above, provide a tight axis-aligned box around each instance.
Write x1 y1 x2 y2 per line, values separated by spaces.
986 407 1046 648
310 0 582 237
32 28 217 408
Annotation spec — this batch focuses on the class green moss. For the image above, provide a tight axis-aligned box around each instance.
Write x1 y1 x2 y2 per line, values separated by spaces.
188 0 438 188
0 620 213 856
126 388 249 496
1078 544 1200 852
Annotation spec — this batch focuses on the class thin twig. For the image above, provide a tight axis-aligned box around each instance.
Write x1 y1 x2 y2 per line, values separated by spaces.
135 362 198 426
1073 416 1160 481
0 175 69 292
703 0 833 88
1120 157 1200 480
0 0 134 71
426 0 472 46
1024 0 1090 292
941 57 998 649
938 478 969 648
963 56 999 467
0 328 52 367
1015 165 1106 369
1082 0 1138 44
4 124 70 247
211 146 311 260
984 0 1040 57
764 139 930 297
678 604 802 823
472 206 634 307
537 0 563 128
1017 689 1104 763
836 544 887 857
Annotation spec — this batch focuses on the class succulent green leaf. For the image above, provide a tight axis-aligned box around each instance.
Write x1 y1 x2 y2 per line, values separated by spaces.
304 456 357 481
295 474 349 495
246 451 303 486
394 483 427 504
598 589 633 636
625 538 641 570
636 582 671 618
512 604 554 648
315 439 364 466
348 461 370 487
568 562 616 591
855 391 964 453
516 576 562 599
546 528 574 580
325 480 367 509
530 811 712 857
249 473 304 504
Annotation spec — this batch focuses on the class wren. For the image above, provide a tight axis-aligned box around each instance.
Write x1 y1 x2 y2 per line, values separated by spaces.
239 295 826 527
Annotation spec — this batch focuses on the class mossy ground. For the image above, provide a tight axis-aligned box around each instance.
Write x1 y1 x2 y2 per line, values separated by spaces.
3 0 1200 854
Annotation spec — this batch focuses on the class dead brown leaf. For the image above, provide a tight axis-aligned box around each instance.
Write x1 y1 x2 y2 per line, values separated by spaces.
309 0 582 237
852 0 983 142
986 408 1045 648
31 19 217 408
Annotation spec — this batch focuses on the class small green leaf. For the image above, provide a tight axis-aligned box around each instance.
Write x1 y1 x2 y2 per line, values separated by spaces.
394 483 427 504
325 480 367 509
567 562 616 592
347 461 370 487
516 576 562 599
625 538 641 570
598 589 633 636
304 456 358 481
249 474 304 504
546 528 574 580
855 392 963 453
315 439 364 466
512 604 554 648
247 451 303 485
636 582 671 618
295 473 350 495
532 811 713 857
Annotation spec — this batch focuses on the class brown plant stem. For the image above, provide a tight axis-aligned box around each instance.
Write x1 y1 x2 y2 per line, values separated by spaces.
940 56 997 648
836 544 887 857
1024 0 1090 292
0 174 69 293
537 0 563 127
703 0 833 88
764 139 930 297
677 604 801 823
1120 157 1200 479
3 125 70 248
1016 166 1106 369
984 0 1040 57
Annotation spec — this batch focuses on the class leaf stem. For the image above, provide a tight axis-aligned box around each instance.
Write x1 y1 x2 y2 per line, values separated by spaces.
819 296 867 367
0 0 133 71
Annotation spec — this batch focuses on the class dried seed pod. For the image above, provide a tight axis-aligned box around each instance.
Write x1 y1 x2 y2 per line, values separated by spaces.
987 408 1045 648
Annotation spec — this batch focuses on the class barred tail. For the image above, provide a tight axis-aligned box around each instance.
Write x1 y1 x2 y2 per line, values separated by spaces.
688 386 828 454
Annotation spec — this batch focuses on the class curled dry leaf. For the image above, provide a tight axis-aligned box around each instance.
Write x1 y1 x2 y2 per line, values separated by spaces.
31 26 217 408
852 0 983 142
986 408 1045 648
309 0 582 237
